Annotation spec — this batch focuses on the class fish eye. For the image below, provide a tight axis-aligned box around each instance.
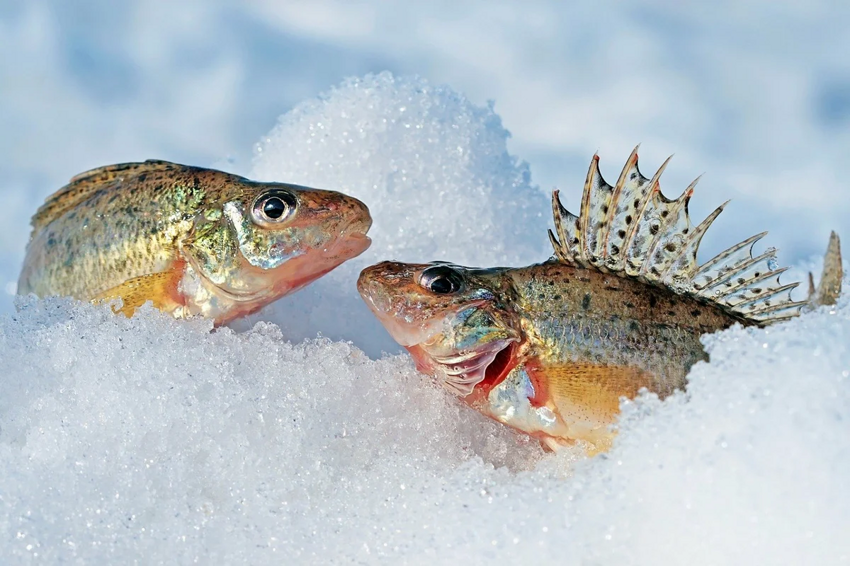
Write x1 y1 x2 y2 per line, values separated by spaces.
252 190 297 225
419 265 463 295
263 197 286 219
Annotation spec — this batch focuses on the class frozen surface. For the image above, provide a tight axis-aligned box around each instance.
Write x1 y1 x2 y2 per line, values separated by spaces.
1 75 849 564
1 277 848 564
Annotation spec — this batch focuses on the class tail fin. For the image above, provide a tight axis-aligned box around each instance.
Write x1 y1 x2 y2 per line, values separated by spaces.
807 231 843 308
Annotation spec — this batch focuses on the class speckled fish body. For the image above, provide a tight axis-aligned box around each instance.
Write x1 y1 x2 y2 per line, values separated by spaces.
19 160 372 325
359 260 733 452
358 149 843 453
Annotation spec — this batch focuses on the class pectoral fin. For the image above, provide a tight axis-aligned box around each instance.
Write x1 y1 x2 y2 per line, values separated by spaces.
91 270 184 318
530 362 655 454
540 363 654 418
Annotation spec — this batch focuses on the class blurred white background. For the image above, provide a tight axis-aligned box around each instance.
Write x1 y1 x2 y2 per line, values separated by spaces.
3 0 849 312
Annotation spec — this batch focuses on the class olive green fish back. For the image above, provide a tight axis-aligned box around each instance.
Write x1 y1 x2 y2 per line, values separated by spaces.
31 160 184 235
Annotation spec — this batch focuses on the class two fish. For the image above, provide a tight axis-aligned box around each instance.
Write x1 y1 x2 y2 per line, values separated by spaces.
20 150 843 454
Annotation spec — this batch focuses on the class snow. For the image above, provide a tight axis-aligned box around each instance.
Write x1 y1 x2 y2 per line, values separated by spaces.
245 73 547 354
2 74 849 564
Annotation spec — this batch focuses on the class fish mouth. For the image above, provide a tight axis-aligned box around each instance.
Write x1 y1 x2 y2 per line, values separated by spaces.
263 230 370 298
325 231 371 261
428 338 517 397
190 231 372 307
357 285 493 349
322 212 372 261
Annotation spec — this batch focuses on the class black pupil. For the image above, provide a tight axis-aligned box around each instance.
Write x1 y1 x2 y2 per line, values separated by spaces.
429 276 455 294
263 197 287 219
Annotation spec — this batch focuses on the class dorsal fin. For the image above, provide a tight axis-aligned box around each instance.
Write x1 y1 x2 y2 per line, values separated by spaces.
547 148 840 326
807 231 843 308
31 160 182 232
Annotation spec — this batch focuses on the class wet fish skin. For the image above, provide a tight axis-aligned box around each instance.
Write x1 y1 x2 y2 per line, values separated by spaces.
19 160 372 325
358 149 843 454
359 259 731 452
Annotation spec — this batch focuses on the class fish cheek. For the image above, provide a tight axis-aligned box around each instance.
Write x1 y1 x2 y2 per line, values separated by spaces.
182 216 243 289
427 306 518 372
452 308 512 350
240 227 306 270
224 201 310 271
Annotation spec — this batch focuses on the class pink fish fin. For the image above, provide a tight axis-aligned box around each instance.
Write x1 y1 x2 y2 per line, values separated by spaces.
529 361 654 454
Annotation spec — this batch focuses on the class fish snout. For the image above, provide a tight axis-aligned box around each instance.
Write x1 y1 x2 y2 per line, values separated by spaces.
324 192 373 248
345 195 372 235
331 194 372 259
341 196 372 249
357 261 412 312
292 188 373 258
315 190 372 234
357 262 445 348
357 261 391 303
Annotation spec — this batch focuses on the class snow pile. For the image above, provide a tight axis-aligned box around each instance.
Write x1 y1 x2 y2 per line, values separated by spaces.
246 73 548 354
253 72 547 268
2 284 848 564
1 76 848 564
0 298 544 563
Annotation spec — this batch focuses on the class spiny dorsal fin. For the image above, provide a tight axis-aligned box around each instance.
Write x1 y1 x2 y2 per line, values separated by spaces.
548 148 826 326
31 160 182 232
807 231 843 308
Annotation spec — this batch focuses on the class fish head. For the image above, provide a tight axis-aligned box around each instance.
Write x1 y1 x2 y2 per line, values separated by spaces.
186 180 372 316
358 261 520 396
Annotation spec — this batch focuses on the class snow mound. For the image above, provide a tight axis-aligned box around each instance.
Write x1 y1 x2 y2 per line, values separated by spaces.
1 75 848 564
245 73 549 355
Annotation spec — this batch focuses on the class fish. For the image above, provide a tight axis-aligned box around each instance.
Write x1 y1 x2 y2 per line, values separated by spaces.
357 148 843 454
18 160 372 325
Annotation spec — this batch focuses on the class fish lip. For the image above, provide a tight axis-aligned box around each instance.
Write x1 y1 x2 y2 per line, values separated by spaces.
229 231 371 302
323 231 372 261
326 210 372 258
369 309 446 348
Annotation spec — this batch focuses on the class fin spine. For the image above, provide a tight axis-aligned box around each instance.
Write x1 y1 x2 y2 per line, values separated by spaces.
547 151 837 326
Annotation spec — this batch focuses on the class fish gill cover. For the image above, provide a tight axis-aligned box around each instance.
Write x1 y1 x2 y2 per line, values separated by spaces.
1 74 848 564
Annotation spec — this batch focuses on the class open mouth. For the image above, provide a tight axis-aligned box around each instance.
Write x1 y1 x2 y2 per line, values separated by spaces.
430 339 517 396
